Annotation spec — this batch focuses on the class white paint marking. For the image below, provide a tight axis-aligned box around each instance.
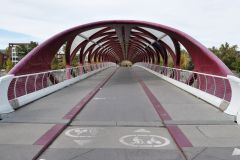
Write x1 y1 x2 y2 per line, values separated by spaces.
74 140 92 146
232 148 240 156
65 128 98 138
134 128 151 133
93 97 106 100
119 134 170 148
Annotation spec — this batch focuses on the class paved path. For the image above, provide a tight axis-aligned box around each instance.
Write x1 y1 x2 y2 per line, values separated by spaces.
0 66 239 160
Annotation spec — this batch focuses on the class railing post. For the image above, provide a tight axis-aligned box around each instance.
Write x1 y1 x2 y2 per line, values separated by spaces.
225 75 240 124
79 63 83 75
0 75 14 114
66 65 71 79
88 64 91 72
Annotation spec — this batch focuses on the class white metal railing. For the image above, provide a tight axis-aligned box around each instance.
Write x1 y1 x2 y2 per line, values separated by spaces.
136 62 231 102
136 62 240 124
7 62 115 100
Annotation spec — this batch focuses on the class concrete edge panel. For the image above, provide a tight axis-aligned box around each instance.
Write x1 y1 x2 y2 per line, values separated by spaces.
225 75 240 123
0 75 15 114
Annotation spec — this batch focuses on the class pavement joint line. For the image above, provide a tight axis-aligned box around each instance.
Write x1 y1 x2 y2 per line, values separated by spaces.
69 124 165 127
0 121 67 125
31 67 118 160
132 68 192 160
196 126 209 137
68 149 96 160
164 121 237 126
164 123 237 126
191 147 207 160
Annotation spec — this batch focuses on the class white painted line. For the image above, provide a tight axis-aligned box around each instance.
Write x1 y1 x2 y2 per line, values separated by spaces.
134 128 151 133
93 97 106 100
119 134 170 148
65 128 98 138
232 148 240 156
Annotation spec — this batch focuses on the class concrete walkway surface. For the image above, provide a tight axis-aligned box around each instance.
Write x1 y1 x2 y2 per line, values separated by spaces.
0 66 239 160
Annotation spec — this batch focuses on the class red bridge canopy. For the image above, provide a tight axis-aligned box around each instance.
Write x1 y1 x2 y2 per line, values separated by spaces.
9 20 232 76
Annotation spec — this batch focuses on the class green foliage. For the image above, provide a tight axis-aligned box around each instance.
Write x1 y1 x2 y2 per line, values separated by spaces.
159 59 163 66
51 56 59 70
163 49 193 70
209 42 239 71
231 58 240 73
58 56 66 69
180 50 189 69
51 55 67 70
2 47 10 69
71 56 79 67
16 41 38 59
3 60 6 69
6 58 13 72
187 60 194 70
167 55 174 67
180 49 194 70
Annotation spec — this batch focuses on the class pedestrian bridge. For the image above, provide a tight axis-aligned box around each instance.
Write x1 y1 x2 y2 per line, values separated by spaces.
0 20 240 160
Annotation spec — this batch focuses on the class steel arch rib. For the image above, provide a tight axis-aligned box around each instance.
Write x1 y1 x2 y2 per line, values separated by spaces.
9 20 232 76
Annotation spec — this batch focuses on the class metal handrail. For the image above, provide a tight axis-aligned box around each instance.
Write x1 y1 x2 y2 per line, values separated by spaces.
8 63 114 100
136 62 231 102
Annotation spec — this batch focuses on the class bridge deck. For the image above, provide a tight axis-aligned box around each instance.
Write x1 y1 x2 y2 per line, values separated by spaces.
0 67 239 160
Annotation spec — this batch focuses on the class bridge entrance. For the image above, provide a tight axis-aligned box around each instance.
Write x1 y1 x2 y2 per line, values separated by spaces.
1 66 239 160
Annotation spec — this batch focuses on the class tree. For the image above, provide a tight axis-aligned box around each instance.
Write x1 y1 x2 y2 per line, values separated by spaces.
16 41 38 59
232 59 240 73
179 49 194 70
6 58 13 72
51 56 59 70
209 42 239 71
58 56 66 69
71 56 79 67
180 50 189 69
167 53 174 67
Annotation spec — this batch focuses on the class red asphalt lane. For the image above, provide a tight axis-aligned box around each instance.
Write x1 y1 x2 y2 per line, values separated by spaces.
33 124 66 160
132 69 192 159
32 67 118 160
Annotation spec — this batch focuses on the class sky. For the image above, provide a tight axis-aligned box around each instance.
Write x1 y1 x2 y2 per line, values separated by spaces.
0 0 239 49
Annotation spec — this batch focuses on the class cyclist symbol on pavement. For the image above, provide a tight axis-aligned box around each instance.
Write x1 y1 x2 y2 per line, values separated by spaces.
119 135 170 147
